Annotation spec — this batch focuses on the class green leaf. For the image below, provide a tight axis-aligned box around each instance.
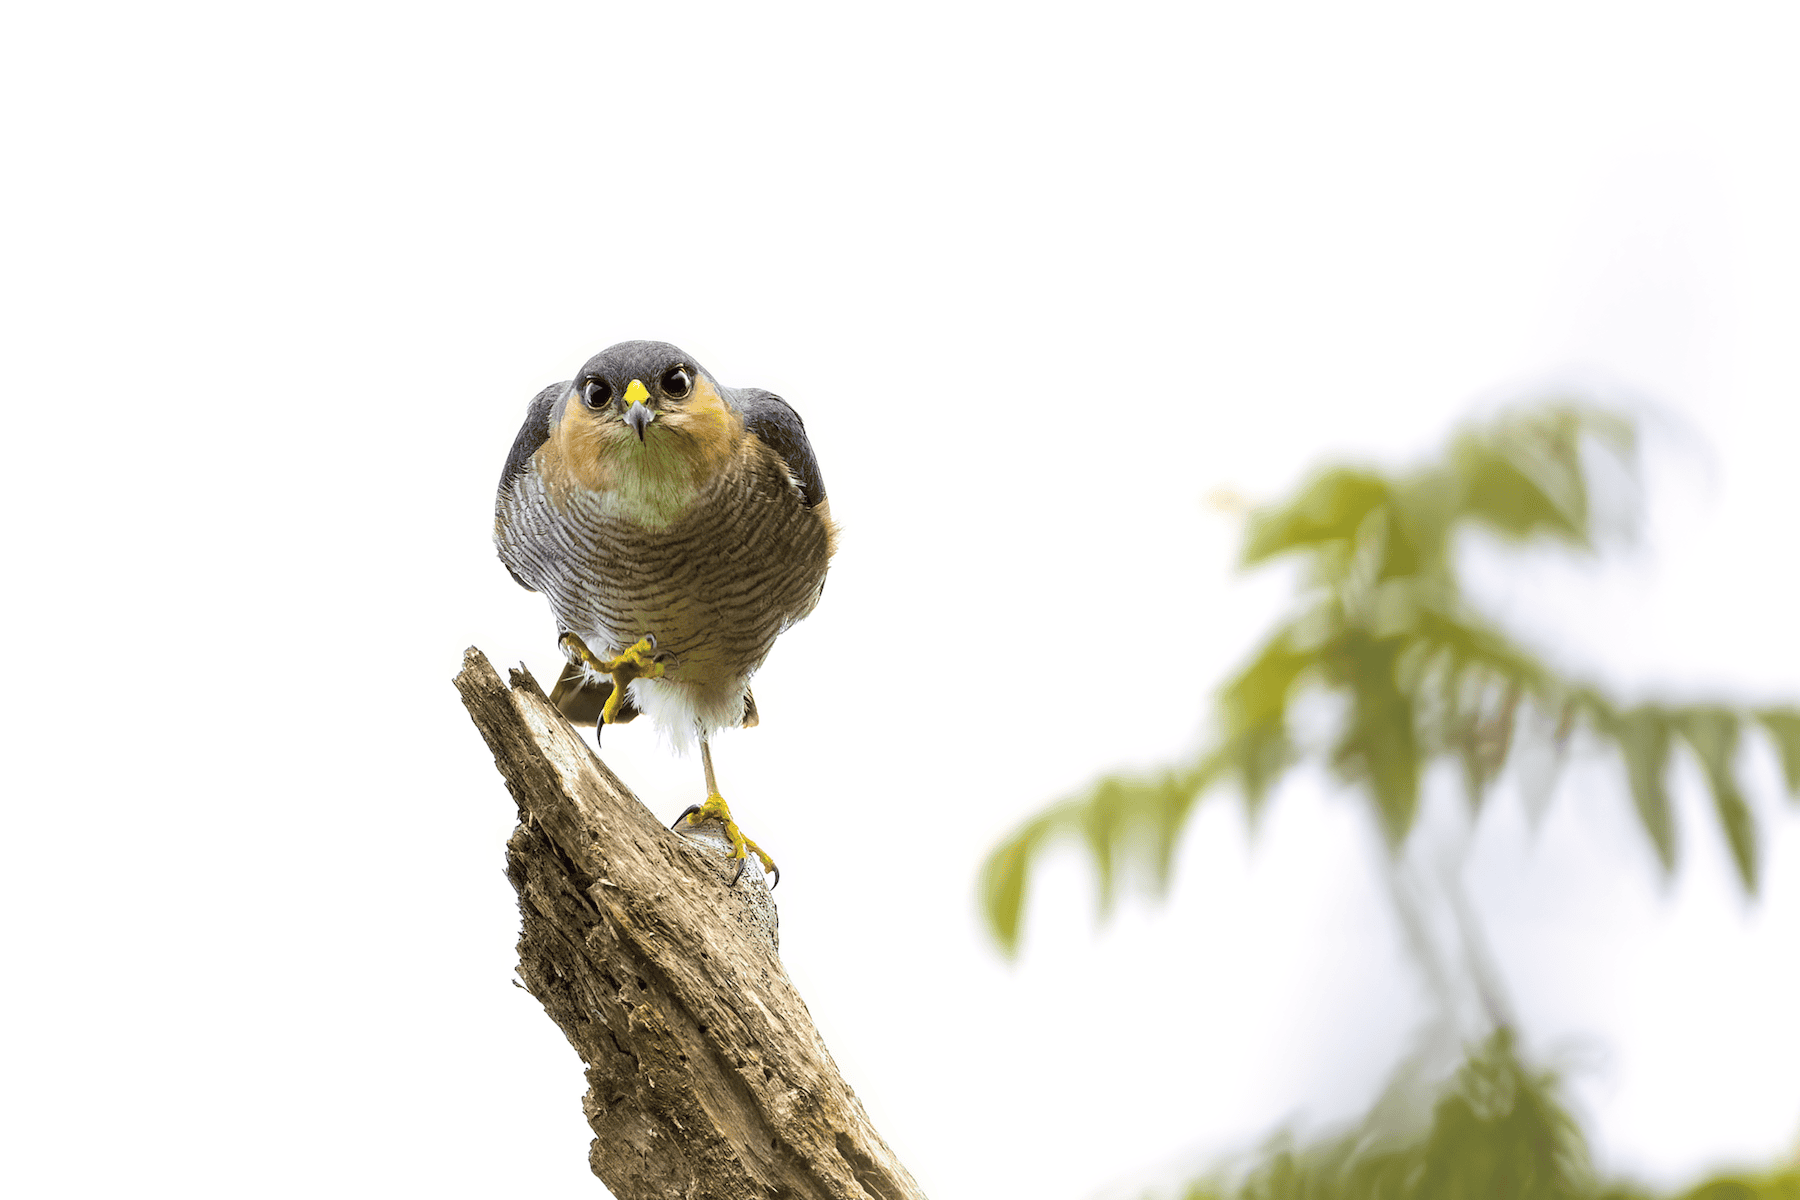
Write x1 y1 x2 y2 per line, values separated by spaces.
1453 435 1587 546
1330 634 1420 846
977 761 1222 956
1073 772 1203 912
1410 603 1553 691
1449 405 1635 552
1149 759 1223 887
1755 707 1800 797
977 808 1064 958
1416 1029 1593 1200
1185 1031 1599 1200
1219 627 1317 730
1227 723 1295 825
1382 473 1455 582
1671 1165 1800 1200
1241 468 1390 566
1679 708 1759 894
1217 628 1314 817
1613 706 1677 875
1078 778 1127 914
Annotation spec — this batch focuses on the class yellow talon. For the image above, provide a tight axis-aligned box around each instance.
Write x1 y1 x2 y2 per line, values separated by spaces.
558 632 665 725
678 792 778 886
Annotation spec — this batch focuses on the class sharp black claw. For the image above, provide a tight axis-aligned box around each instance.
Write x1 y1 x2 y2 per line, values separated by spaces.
729 857 746 886
768 864 780 890
671 804 702 830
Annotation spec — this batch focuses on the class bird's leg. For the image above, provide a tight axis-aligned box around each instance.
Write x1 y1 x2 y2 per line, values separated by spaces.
672 736 779 888
559 632 665 725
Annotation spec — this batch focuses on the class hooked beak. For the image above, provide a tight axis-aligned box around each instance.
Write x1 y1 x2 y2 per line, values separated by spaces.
622 379 655 442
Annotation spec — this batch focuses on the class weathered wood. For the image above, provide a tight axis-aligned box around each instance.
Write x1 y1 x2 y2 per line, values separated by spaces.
454 647 925 1200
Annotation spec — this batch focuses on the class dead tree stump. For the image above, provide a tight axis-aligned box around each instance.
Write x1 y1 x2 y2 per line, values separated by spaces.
454 647 925 1200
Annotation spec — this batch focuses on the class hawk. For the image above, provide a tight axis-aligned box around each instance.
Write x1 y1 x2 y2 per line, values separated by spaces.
495 340 836 884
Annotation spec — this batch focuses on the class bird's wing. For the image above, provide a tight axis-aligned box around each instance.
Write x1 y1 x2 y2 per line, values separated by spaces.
499 382 568 497
730 388 828 508
495 381 568 590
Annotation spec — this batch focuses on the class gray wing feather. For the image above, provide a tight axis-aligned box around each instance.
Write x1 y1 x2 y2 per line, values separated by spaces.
730 387 827 508
495 382 567 591
498 382 567 498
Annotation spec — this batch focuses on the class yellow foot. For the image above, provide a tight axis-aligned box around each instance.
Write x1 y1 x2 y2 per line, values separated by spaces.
559 632 666 724
672 793 778 888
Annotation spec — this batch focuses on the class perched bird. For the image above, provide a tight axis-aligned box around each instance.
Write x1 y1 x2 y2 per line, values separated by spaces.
494 340 836 884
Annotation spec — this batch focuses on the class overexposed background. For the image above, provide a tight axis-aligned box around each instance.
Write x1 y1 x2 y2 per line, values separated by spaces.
3 3 1797 1197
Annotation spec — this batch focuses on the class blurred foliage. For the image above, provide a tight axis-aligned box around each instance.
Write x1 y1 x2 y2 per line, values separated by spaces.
1169 1030 1799 1200
982 404 1800 954
981 402 1800 1199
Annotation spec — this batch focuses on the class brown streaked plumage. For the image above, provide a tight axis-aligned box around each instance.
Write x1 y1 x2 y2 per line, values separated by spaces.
494 340 836 883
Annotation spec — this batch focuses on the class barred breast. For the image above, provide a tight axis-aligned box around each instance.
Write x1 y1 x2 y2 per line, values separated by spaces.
496 438 834 739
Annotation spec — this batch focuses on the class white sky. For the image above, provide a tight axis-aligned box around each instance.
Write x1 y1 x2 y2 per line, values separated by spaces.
3 3 1798 1197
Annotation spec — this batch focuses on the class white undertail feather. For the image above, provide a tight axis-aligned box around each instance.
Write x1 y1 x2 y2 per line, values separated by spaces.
628 676 751 754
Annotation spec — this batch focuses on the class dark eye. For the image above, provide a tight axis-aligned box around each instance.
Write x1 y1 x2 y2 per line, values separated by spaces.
659 366 692 399
581 378 613 409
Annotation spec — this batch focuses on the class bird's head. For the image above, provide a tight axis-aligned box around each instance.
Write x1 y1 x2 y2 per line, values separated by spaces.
566 341 732 449
542 340 743 506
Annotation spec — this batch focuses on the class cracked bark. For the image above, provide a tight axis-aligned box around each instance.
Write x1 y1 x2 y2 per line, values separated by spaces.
454 647 925 1200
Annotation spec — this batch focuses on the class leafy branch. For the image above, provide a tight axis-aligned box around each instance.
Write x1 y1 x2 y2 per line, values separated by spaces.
1175 1028 1800 1200
982 404 1800 955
